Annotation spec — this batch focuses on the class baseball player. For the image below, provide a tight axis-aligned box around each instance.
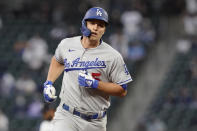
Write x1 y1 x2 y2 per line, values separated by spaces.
43 7 132 131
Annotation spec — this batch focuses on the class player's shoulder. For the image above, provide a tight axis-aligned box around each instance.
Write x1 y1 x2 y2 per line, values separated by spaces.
102 41 123 59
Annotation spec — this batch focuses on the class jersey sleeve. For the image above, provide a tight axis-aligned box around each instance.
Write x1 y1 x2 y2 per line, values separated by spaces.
109 54 132 85
54 40 65 64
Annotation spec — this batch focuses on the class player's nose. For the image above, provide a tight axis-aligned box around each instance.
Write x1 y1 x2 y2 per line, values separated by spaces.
92 24 98 30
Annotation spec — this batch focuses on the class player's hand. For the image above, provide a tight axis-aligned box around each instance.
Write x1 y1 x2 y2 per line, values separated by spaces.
43 81 57 103
78 71 99 89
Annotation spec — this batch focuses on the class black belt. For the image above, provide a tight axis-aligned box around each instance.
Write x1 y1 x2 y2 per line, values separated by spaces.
62 104 106 121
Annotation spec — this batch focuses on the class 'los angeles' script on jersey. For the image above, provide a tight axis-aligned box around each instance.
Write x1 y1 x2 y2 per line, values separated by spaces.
64 57 106 72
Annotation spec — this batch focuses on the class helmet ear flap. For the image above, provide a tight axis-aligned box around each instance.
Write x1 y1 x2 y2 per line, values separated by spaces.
80 20 91 37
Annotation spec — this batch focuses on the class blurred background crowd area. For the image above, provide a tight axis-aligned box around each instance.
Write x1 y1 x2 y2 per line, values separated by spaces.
0 0 196 131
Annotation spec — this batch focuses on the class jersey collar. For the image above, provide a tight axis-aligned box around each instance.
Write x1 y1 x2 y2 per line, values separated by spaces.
80 36 103 45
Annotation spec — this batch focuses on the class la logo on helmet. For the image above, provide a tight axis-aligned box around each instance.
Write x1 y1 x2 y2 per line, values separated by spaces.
96 9 102 16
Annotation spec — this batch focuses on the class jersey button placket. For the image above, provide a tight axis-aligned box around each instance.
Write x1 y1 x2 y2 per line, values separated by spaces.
81 49 87 62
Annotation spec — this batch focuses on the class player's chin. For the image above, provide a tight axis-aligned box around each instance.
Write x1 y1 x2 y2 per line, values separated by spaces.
89 35 100 41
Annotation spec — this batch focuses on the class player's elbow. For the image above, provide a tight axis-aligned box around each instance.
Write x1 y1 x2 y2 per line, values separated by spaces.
119 89 127 97
118 84 127 97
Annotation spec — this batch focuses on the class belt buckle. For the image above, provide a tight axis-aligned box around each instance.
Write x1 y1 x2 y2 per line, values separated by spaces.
73 109 90 121
66 105 106 120
73 109 80 117
81 113 91 121
73 109 98 120
82 113 99 120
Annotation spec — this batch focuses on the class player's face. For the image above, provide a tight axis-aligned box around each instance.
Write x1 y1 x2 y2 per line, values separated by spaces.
86 19 106 41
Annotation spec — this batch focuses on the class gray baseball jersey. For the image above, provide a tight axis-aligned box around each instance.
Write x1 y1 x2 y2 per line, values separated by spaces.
55 36 132 113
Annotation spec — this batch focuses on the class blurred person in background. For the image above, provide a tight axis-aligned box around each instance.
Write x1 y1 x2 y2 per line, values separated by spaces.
183 12 197 36
109 25 129 59
121 9 143 42
176 38 192 54
22 33 50 71
13 33 28 57
146 116 166 131
50 23 68 40
128 39 146 64
27 93 44 118
0 109 9 131
14 94 27 118
15 72 37 95
183 0 197 37
185 0 197 14
39 105 55 131
139 18 156 46
0 72 15 98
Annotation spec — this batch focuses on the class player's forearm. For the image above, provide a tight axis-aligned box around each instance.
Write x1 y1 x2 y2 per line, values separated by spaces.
47 56 64 83
97 81 127 97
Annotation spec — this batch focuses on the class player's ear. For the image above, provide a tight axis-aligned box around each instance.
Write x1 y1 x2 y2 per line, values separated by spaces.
103 26 106 35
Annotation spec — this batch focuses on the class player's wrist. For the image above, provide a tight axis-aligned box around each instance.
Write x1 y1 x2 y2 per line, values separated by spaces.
44 80 53 87
92 79 99 89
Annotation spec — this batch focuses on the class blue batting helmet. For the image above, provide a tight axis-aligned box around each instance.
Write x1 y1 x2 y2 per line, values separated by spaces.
81 7 109 37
